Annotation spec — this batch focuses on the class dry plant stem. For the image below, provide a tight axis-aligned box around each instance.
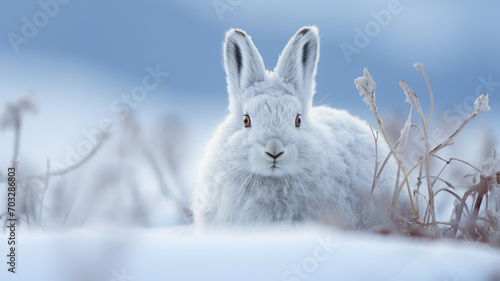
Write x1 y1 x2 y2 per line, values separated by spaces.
471 177 488 224
452 187 476 237
485 193 489 213
358 127 395 229
127 118 188 217
26 133 109 180
434 188 463 203
413 190 430 222
429 176 456 190
430 111 479 155
398 110 482 200
461 177 490 242
38 159 50 224
61 185 78 226
430 156 483 225
415 160 424 215
415 88 439 237
431 155 482 174
399 80 438 235
356 126 379 229
410 124 424 139
416 221 462 229
391 162 402 207
423 201 430 224
143 145 172 198
376 149 393 180
428 159 457 192
468 172 499 237
143 144 187 213
475 225 489 243
389 138 402 207
12 121 20 167
418 67 434 127
372 108 419 219
50 136 105 177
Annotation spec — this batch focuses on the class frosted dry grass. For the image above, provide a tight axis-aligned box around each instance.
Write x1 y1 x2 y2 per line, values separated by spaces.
0 96 189 227
355 63 500 245
0 92 38 166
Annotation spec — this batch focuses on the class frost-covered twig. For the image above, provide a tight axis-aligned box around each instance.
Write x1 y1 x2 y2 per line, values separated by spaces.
395 108 412 163
415 157 424 216
399 80 420 108
431 156 482 174
25 133 109 180
469 176 489 230
354 69 418 219
430 93 490 155
452 185 477 237
434 187 462 202
397 93 492 212
0 92 38 166
473 93 491 113
413 62 434 127
354 68 377 112
38 159 50 224
391 109 412 208
357 64 495 241
399 80 439 237
357 126 379 229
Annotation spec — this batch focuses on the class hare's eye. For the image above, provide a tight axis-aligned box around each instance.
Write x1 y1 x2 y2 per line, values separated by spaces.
243 115 251 128
295 114 302 127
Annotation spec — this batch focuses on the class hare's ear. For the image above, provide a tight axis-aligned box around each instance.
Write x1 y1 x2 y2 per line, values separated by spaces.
224 29 266 99
275 26 319 103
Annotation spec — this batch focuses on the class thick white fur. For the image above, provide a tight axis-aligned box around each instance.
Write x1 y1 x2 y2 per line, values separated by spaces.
192 26 398 228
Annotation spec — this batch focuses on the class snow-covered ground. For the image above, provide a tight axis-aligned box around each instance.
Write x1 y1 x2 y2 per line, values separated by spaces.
1 226 500 281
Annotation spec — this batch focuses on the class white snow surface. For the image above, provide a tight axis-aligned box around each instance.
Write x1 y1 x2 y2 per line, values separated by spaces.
1 226 500 281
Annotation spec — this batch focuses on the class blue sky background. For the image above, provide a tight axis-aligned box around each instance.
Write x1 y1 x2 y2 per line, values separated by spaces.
1 0 499 172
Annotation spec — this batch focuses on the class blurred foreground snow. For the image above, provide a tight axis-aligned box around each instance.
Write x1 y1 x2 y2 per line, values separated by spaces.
1 226 499 281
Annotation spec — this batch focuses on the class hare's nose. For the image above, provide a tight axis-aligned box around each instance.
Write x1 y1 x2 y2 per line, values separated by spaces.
265 151 284 159
264 138 285 159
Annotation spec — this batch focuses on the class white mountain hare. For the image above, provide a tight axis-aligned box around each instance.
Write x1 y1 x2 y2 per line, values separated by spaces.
192 26 398 228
